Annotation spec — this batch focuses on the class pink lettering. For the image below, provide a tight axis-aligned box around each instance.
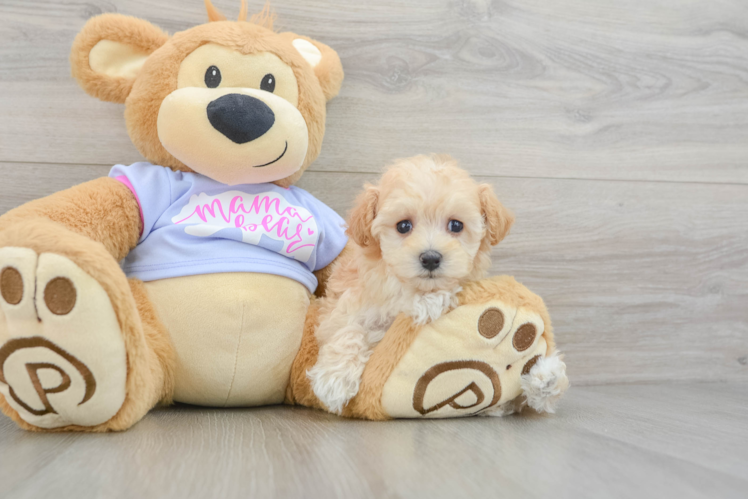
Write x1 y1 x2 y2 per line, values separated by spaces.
175 198 230 224
174 192 318 256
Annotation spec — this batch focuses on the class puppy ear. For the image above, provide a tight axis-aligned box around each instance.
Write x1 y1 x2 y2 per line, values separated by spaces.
479 184 514 245
347 185 380 248
279 33 344 101
71 14 168 103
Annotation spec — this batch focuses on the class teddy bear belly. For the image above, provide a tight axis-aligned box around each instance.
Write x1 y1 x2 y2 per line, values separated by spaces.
143 273 310 407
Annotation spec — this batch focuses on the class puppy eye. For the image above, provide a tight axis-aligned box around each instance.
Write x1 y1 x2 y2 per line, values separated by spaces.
205 66 222 88
261 74 276 93
448 220 464 233
396 220 413 234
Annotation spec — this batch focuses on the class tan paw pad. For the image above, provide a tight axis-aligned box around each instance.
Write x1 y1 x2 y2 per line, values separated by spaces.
44 277 77 316
1 267 23 305
521 355 542 376
0 250 127 429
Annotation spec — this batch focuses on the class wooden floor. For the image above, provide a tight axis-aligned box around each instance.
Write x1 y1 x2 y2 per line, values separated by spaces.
1 0 747 497
0 383 745 498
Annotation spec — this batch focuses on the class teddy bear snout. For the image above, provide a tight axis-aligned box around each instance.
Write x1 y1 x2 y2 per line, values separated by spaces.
207 93 276 144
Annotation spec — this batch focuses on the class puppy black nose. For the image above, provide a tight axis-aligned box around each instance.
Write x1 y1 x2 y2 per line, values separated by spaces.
420 251 442 271
207 93 275 144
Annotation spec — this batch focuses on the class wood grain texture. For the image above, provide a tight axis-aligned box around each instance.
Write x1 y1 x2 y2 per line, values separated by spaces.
2 0 748 182
0 383 746 498
2 165 746 385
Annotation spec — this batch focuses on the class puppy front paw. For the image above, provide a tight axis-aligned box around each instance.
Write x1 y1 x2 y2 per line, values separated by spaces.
307 364 361 414
479 396 525 417
409 287 462 325
307 326 372 414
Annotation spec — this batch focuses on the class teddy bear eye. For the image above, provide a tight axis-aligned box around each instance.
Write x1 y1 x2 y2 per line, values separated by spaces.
448 220 464 233
204 65 221 88
261 74 276 93
396 220 413 234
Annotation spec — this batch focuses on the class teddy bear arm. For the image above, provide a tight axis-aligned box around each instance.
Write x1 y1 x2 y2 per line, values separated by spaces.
0 177 141 261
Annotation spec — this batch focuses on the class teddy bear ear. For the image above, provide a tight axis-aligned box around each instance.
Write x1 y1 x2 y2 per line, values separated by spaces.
280 33 344 101
71 13 169 104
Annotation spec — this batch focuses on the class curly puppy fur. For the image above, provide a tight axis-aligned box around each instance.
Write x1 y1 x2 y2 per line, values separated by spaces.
521 351 570 413
307 154 514 413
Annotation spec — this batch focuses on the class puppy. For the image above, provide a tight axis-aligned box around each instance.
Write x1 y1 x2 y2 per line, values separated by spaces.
307 154 514 413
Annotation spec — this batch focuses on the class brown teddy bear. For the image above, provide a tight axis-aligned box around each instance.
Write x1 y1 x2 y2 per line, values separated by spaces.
0 1 567 431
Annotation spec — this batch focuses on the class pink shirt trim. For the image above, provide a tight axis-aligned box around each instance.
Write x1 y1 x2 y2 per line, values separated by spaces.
115 175 145 237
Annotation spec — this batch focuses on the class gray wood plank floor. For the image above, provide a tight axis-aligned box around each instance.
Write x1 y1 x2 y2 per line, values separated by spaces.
0 383 746 498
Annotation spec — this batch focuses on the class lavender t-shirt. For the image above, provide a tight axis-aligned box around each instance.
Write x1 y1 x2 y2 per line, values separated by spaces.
110 162 347 293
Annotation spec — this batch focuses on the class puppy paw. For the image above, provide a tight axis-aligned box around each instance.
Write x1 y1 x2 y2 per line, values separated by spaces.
479 396 525 417
308 325 373 414
520 351 569 413
307 364 361 414
408 287 461 325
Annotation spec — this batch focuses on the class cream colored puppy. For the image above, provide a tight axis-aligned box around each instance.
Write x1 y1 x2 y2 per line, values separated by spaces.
307 154 514 414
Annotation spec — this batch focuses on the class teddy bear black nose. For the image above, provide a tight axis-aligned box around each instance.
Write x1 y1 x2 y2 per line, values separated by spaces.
207 93 275 144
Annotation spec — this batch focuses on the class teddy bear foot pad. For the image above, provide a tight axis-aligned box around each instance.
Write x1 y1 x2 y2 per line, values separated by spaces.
381 298 550 418
0 247 127 429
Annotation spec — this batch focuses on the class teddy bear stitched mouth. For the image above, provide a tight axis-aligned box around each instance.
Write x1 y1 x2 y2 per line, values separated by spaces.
253 141 288 168
207 93 276 144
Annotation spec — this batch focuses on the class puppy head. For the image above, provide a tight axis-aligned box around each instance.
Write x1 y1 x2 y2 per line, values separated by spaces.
348 154 514 292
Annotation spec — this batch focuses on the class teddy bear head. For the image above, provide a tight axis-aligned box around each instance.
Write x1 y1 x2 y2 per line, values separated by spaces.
70 1 343 187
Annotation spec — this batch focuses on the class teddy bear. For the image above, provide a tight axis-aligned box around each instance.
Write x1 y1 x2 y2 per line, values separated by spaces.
0 1 567 431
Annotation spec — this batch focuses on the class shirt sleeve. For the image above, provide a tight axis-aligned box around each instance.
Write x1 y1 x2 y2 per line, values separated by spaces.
109 162 173 243
293 189 348 271
314 200 349 270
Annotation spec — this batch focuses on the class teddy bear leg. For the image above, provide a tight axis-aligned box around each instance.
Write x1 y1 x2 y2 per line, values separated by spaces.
288 276 570 420
0 220 174 431
285 298 329 412
340 275 568 420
